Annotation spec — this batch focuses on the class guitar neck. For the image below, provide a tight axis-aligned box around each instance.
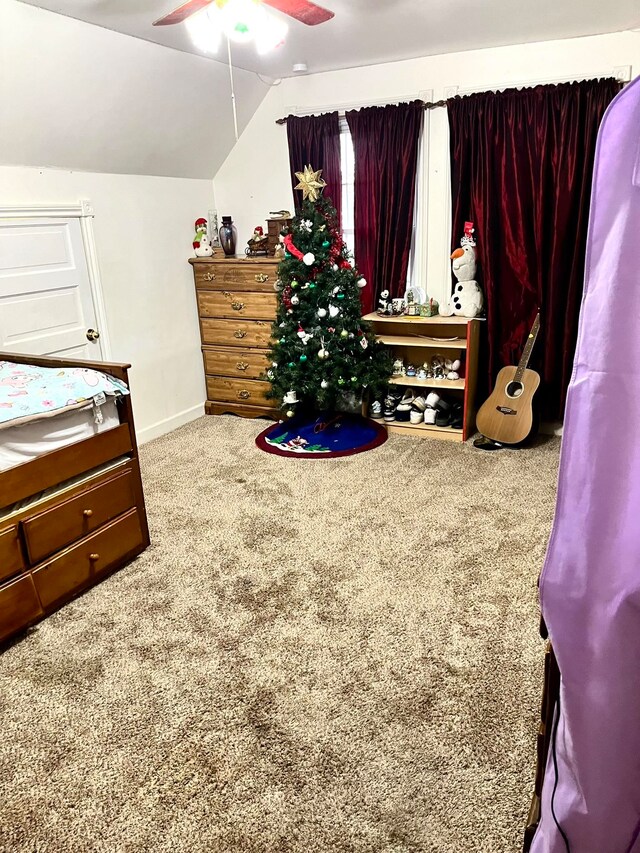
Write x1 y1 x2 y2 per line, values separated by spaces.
514 314 541 383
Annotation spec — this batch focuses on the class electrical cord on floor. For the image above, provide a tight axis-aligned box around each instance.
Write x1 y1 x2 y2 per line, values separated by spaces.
551 689 572 852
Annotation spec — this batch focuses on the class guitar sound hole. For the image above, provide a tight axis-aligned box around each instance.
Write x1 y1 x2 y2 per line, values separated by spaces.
506 381 524 398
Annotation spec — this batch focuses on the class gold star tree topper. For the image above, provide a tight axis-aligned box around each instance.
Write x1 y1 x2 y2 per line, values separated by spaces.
294 165 327 202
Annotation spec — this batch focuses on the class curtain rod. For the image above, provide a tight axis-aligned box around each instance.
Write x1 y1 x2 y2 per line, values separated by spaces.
275 99 447 125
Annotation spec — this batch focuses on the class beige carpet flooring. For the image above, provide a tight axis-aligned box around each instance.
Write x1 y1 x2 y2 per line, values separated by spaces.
0 417 560 853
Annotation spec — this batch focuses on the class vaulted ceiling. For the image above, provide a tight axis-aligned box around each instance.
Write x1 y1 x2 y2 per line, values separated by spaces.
15 0 640 78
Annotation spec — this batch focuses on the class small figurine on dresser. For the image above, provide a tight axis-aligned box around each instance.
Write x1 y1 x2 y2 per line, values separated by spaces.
193 218 213 257
377 289 392 315
441 221 484 318
246 225 268 256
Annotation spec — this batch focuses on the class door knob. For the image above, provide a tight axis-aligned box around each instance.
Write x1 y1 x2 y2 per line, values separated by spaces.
86 328 100 342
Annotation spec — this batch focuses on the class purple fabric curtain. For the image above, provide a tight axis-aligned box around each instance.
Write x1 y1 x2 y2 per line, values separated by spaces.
532 76 640 852
287 112 342 225
448 78 620 419
346 101 423 314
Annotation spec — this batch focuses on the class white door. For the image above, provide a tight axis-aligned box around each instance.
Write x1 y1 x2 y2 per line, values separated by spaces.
0 217 103 359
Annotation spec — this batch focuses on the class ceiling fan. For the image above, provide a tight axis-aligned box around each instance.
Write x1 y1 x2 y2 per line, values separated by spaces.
153 0 334 29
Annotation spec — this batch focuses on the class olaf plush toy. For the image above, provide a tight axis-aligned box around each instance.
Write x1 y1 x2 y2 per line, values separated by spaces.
441 224 484 318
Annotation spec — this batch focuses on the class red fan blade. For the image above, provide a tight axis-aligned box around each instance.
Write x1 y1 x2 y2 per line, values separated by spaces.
153 0 214 26
262 0 334 25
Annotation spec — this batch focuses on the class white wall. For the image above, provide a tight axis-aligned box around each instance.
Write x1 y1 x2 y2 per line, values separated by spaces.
0 0 268 179
0 166 213 443
214 31 640 307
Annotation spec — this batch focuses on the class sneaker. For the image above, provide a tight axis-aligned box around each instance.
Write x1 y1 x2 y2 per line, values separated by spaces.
410 408 424 424
383 402 396 422
424 408 437 425
370 400 382 419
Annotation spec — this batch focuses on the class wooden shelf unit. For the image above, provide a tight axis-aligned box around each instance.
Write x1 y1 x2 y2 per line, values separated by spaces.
363 312 481 442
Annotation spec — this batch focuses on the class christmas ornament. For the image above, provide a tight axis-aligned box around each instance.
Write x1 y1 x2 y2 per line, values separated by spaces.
332 264 339 271
337 293 345 301
294 165 327 202
357 277 367 289
291 280 299 288
283 390 298 404
338 377 345 385
309 283 316 289
300 354 307 362
318 349 328 359
329 305 340 318
279 337 286 343
274 279 283 291
283 234 304 260
328 327 335 333
360 337 368 350
272 361 278 367
332 286 341 295
317 308 327 318
299 219 313 232
303 252 315 266
288 361 295 367
340 329 349 338
351 377 358 383
322 240 330 249
267 369 274 380
320 380 328 389
286 410 294 418
291 295 300 305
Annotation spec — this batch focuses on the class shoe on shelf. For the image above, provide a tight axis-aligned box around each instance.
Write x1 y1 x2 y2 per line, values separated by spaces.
426 391 440 409
395 389 415 413
410 408 424 425
424 408 437 425
370 400 382 419
383 404 396 422
412 395 427 411
450 403 463 429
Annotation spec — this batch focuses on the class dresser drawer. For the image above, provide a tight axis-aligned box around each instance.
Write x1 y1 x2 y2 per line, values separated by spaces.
0 574 44 643
0 525 24 584
201 318 273 348
197 290 277 321
33 509 143 610
206 376 272 406
203 348 270 380
194 263 279 292
22 470 136 565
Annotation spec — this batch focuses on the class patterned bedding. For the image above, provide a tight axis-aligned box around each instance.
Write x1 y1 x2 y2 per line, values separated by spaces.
0 361 129 430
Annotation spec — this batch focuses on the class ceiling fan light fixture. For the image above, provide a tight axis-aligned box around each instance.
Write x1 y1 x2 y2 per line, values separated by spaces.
255 12 288 54
184 5 222 53
219 0 261 43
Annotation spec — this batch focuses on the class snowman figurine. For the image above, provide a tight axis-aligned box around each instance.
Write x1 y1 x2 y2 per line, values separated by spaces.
193 218 213 257
441 223 483 318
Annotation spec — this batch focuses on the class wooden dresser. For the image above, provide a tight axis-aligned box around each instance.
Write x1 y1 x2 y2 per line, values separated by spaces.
189 256 280 419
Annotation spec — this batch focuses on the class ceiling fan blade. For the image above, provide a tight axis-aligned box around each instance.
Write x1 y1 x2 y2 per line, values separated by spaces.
153 0 214 26
262 0 334 25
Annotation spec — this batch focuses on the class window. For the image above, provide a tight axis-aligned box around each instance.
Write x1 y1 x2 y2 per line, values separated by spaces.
339 119 355 257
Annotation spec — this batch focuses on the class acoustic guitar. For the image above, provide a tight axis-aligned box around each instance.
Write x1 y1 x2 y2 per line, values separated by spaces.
476 314 541 445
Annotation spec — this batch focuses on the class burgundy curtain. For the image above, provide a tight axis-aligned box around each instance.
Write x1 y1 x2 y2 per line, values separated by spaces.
287 112 342 224
346 101 423 314
449 78 620 419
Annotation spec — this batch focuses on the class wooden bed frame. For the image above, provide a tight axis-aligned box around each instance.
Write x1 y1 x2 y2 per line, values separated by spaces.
0 352 150 646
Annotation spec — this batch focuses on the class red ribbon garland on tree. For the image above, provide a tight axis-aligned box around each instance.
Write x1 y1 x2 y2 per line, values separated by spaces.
282 233 304 260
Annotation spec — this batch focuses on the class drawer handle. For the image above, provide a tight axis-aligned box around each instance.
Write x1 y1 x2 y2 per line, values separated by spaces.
89 553 100 562
83 509 93 518
236 361 249 371
204 272 216 281
234 330 247 339
238 390 251 400
231 301 245 311
255 273 269 283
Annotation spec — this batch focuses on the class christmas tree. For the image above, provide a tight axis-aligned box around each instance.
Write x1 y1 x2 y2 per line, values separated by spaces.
266 166 392 418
